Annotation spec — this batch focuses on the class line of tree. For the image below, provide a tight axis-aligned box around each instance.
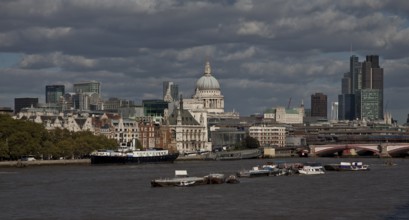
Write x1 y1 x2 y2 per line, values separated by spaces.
0 114 118 160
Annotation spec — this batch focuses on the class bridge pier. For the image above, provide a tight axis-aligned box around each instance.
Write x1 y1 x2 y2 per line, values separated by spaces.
308 145 316 157
379 144 391 158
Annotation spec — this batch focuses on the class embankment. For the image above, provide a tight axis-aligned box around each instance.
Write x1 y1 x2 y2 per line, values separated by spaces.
0 159 90 168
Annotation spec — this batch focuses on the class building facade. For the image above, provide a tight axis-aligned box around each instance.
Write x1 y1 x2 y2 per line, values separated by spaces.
103 98 134 112
45 85 65 104
167 98 211 153
338 94 356 120
356 89 383 120
311 93 327 118
264 107 304 124
249 125 286 147
73 81 101 95
143 99 169 117
14 98 39 113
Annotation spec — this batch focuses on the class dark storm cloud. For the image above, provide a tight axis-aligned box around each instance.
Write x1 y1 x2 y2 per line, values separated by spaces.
1 0 409 123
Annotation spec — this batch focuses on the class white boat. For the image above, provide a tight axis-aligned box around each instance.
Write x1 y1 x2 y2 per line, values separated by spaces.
151 170 207 187
90 139 179 164
324 162 369 171
298 165 325 175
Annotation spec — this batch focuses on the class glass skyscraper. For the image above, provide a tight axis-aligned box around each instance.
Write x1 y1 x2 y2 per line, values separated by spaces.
45 85 65 104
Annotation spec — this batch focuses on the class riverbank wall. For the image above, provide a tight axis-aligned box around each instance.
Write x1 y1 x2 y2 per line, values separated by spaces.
0 159 91 168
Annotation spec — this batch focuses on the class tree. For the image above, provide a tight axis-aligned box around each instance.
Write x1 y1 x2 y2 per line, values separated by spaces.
241 136 260 149
0 141 9 160
0 114 121 160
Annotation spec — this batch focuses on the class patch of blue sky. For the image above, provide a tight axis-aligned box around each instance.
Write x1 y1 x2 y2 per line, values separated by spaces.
0 52 23 68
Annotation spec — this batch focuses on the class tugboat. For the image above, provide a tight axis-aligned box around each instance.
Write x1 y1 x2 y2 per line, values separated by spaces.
90 139 179 165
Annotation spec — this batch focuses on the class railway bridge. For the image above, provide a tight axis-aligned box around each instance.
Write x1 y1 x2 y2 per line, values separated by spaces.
309 143 409 157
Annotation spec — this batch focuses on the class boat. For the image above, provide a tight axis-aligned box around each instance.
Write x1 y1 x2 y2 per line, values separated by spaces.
151 170 206 187
151 170 235 187
205 149 262 161
237 162 297 178
298 165 325 175
237 166 271 178
205 173 226 184
324 162 369 171
90 139 179 165
225 175 240 184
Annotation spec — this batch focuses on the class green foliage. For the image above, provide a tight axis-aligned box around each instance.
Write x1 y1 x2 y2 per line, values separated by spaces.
240 135 261 149
0 114 118 160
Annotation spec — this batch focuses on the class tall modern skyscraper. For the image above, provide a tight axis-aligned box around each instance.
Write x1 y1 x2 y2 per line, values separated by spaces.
311 92 327 118
45 85 65 104
350 55 362 94
338 55 384 121
341 72 352 94
163 81 179 102
357 55 384 120
362 55 383 90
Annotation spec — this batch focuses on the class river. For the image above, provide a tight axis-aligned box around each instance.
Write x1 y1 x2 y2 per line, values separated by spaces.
0 157 408 220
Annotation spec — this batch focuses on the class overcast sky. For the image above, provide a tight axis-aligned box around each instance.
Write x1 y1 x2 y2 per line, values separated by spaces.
0 0 408 123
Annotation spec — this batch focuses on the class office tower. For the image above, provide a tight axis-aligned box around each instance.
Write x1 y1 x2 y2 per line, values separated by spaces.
338 94 356 120
14 98 39 113
163 81 179 102
339 55 384 121
356 89 382 120
362 55 383 90
350 55 362 94
311 92 327 118
341 72 352 94
366 55 379 68
73 81 101 95
45 85 65 104
358 55 384 120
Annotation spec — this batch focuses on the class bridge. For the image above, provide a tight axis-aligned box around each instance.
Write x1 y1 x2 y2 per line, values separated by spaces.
309 143 409 158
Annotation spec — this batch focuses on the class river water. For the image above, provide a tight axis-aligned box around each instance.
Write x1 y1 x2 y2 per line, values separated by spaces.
1 157 408 220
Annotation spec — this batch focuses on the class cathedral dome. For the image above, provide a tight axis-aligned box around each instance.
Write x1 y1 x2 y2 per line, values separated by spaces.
196 61 220 90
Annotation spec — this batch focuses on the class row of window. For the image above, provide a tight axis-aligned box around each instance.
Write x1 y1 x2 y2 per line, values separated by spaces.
115 128 137 132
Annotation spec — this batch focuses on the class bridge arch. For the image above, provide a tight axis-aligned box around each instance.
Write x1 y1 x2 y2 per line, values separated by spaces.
387 145 409 158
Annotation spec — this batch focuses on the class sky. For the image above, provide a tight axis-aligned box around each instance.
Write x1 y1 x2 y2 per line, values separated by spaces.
0 0 408 123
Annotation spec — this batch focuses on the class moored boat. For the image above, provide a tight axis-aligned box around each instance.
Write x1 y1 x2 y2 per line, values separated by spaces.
298 165 325 175
151 170 207 187
324 162 369 171
90 139 179 165
205 173 226 184
237 166 271 178
205 149 262 160
151 170 237 187
225 175 240 184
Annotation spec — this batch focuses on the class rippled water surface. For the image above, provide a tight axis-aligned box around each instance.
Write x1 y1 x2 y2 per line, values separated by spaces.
1 157 408 220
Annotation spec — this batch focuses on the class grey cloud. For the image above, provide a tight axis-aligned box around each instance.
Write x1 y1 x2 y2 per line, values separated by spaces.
1 0 409 123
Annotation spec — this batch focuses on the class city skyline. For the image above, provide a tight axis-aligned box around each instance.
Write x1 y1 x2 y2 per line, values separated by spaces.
0 1 409 123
